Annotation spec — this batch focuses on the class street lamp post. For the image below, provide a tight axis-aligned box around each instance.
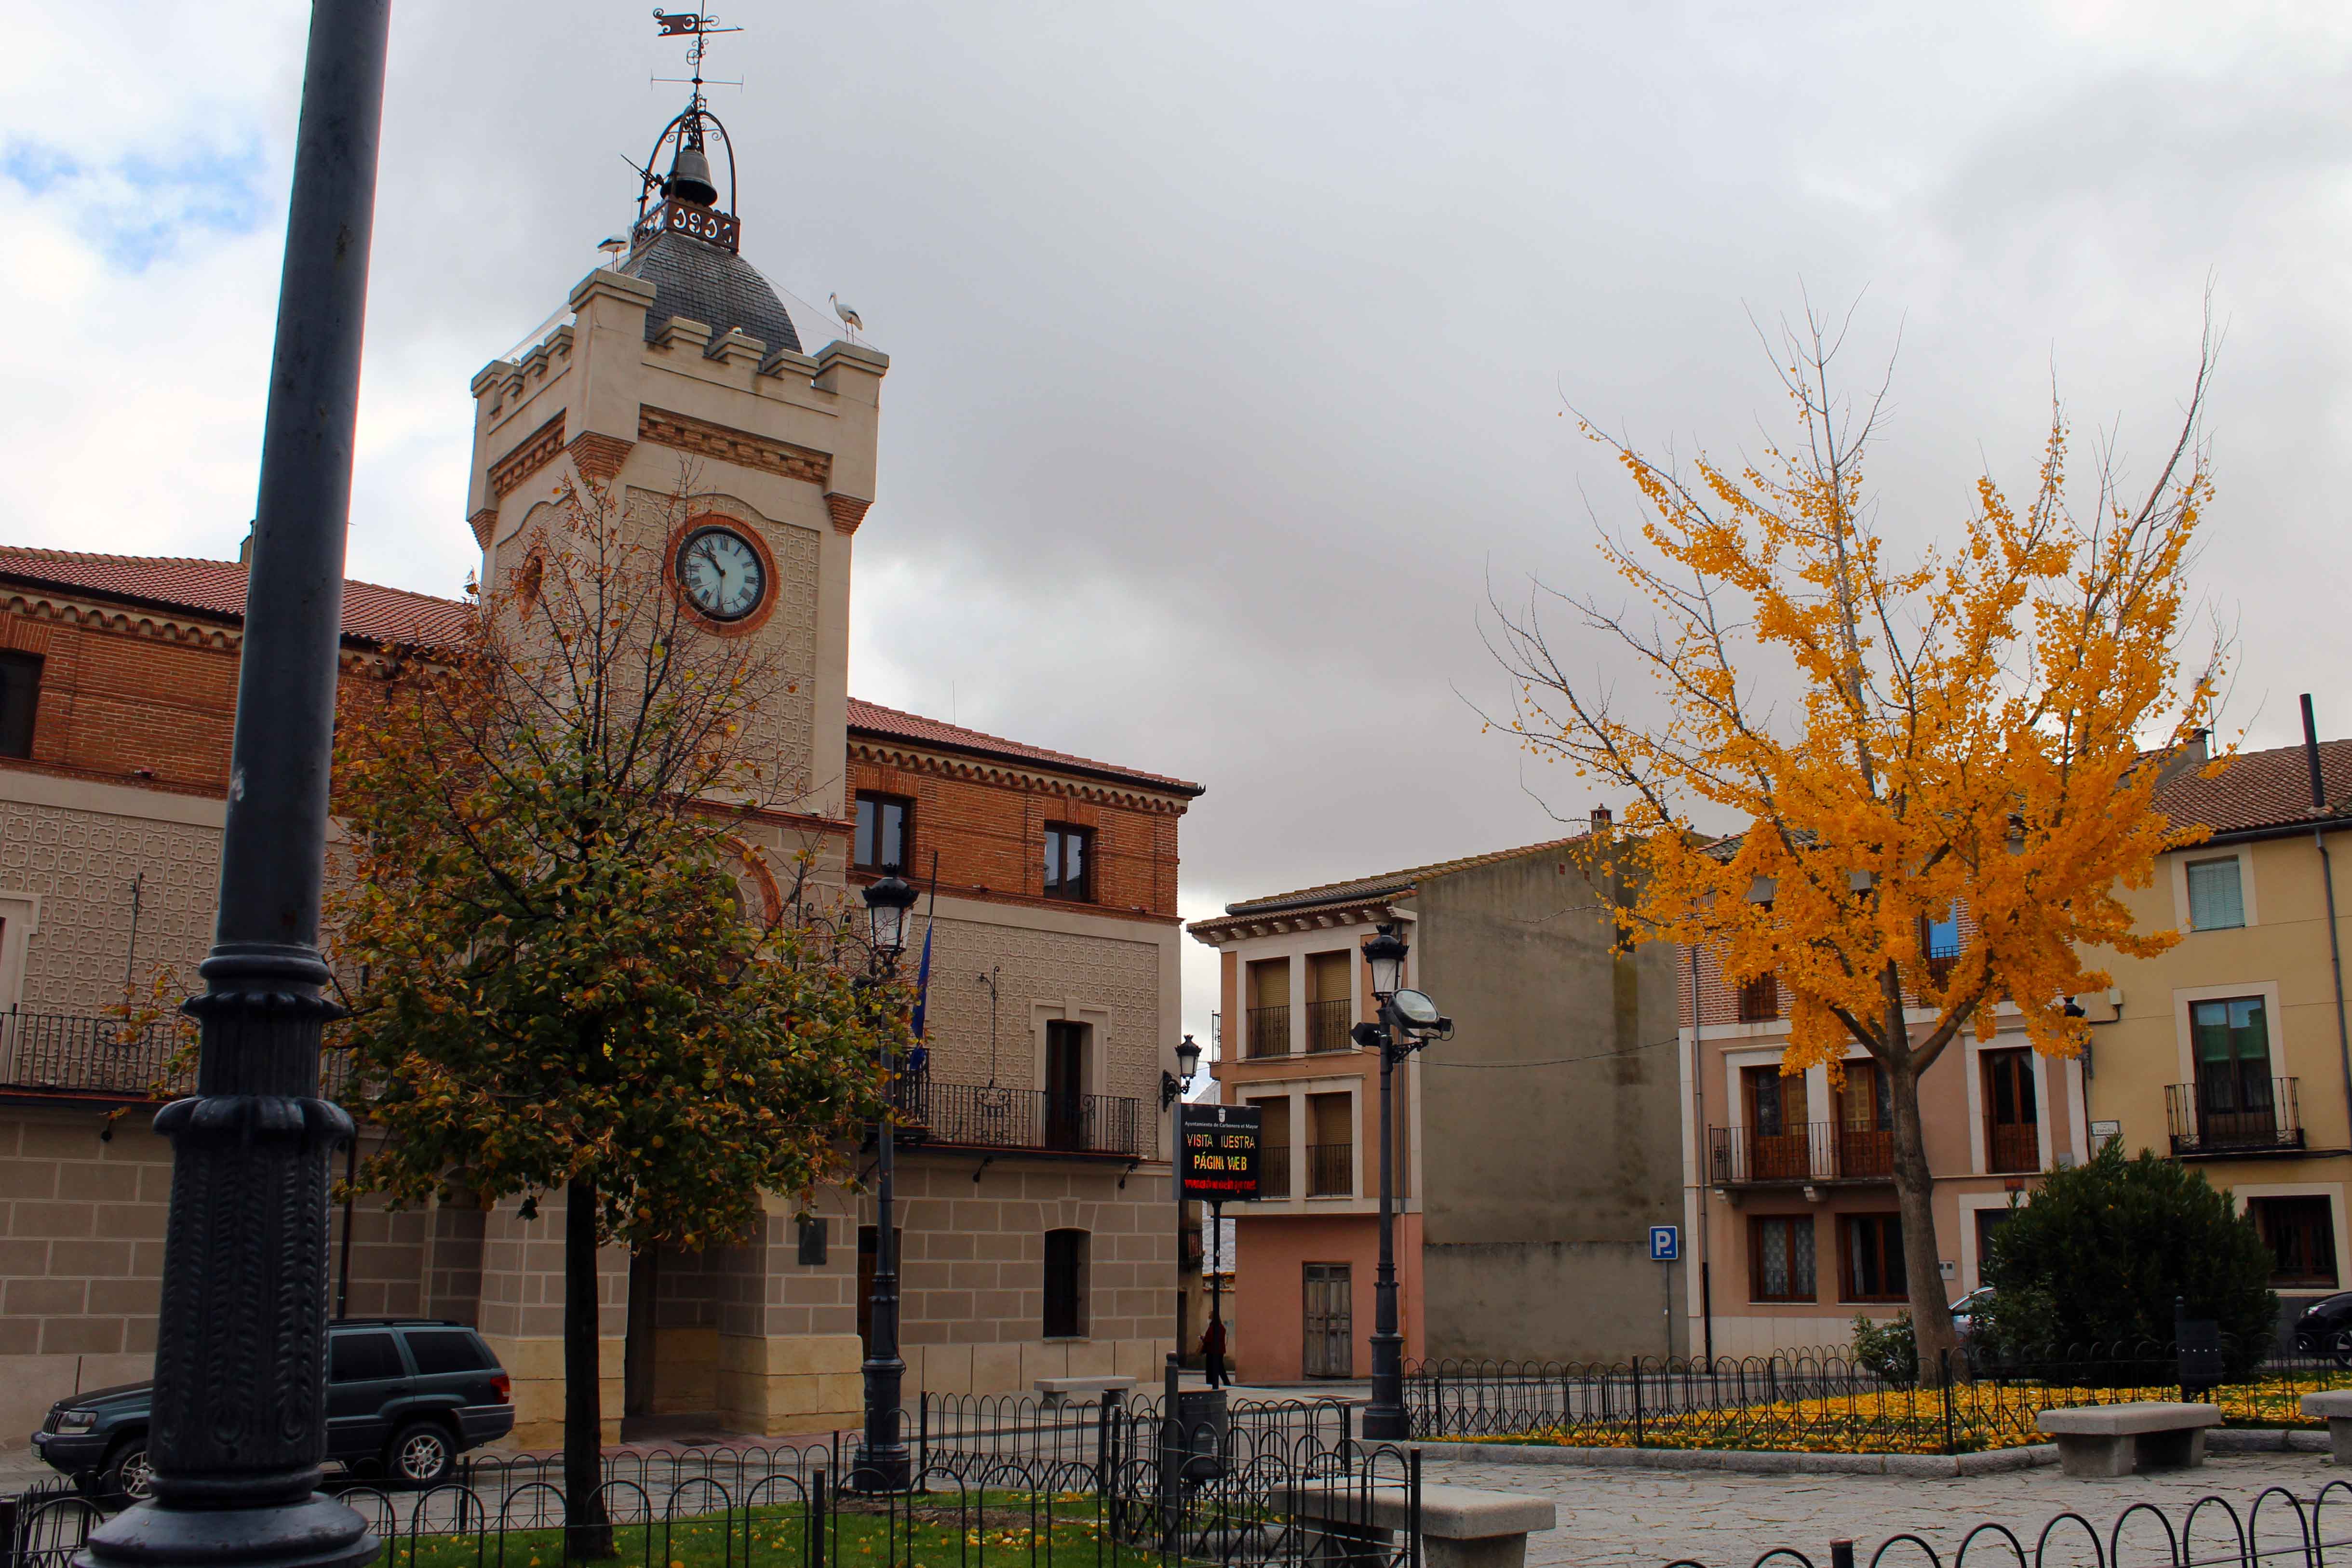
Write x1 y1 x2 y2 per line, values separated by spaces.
856 874 918 1492
1354 924 1449 1443
80 7 389 1568
1159 1033 1202 1361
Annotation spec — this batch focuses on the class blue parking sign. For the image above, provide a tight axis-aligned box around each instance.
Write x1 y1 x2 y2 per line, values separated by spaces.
1649 1224 1680 1262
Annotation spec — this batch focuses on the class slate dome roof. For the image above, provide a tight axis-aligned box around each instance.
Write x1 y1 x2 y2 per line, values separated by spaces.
619 228 804 357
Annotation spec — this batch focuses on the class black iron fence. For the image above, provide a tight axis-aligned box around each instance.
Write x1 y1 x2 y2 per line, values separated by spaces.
1406 1340 2352 1456
0 1011 189 1097
915 1390 1356 1477
894 1077 1155 1159
5 1429 1418 1568
1662 1481 2352 1568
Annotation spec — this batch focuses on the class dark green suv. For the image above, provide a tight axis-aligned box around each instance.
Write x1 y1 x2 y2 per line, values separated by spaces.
31 1319 514 1500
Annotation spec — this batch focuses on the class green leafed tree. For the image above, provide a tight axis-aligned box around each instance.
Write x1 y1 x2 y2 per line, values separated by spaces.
1980 1139 2276 1375
331 478 895 1552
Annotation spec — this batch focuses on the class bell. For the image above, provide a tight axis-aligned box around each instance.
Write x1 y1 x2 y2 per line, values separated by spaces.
663 141 719 208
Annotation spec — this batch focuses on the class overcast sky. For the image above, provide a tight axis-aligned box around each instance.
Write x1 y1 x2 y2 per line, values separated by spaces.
6 1 2351 1045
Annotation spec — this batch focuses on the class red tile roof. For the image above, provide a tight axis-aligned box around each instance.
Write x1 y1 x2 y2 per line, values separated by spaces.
2155 737 2352 837
847 697 1201 796
0 547 474 649
0 547 1203 798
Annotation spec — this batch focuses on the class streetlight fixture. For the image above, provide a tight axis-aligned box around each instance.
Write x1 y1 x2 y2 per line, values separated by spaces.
81 7 389 1568
854 874 918 1492
1161 1034 1201 1362
1353 923 1450 1442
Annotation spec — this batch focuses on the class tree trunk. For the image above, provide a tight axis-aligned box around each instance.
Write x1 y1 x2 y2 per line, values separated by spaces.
564 1173 615 1557
1886 1054 1963 1384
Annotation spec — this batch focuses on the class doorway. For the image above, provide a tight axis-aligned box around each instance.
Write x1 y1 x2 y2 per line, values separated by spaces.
1303 1263 1352 1378
1046 1020 1088 1150
1981 1048 2039 1173
624 1248 659 1419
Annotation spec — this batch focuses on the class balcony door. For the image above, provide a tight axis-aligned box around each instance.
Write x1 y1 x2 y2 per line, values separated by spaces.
2191 997 2275 1144
1981 1048 2039 1174
1046 1020 1089 1151
1744 1064 1811 1179
1837 1062 1893 1179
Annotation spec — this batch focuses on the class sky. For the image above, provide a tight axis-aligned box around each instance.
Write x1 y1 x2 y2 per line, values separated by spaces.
5 1 2352 1048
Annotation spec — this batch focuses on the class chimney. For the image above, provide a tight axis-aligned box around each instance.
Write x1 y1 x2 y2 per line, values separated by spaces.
2303 695 2326 810
238 523 255 567
1590 804 1612 831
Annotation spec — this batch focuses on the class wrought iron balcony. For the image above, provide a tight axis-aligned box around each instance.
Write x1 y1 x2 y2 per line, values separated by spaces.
1307 1141 1354 1197
1246 1005 1291 1058
1304 999 1352 1054
0 1011 359 1102
888 1074 1156 1159
1707 1121 1898 1185
2166 1077 2303 1156
1260 1144 1292 1198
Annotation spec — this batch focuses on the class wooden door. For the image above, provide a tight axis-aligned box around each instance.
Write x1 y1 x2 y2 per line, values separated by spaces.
1981 1049 2038 1173
1743 1065 1812 1179
1302 1263 1352 1378
1046 1020 1086 1150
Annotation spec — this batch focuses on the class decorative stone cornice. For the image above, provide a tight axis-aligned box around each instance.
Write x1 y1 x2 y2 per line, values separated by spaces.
566 431 633 483
847 736 1193 815
467 508 498 549
488 412 566 501
823 494 872 536
639 405 831 488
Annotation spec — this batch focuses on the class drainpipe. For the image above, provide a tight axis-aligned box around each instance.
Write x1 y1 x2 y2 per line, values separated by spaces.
1690 942 1711 1362
2304 695 2352 1153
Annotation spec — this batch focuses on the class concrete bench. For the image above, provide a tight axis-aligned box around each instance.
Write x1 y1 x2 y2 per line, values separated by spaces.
2298 1391 2352 1464
1280 1482 1556 1568
1033 1375 1136 1407
2037 1402 2221 1477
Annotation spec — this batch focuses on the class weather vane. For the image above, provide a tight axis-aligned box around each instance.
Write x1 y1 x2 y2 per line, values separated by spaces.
650 9 743 114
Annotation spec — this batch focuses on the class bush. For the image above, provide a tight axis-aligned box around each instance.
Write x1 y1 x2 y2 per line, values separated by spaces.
1980 1139 2276 1376
1850 1311 1918 1384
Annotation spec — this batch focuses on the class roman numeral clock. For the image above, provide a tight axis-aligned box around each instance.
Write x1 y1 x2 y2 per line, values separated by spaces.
676 522 767 621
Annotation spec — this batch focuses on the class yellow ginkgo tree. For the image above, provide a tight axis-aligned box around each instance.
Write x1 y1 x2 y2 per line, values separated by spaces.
1489 306 2224 1375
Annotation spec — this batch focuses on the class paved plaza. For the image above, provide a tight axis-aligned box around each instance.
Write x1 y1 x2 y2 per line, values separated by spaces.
1425 1450 2349 1568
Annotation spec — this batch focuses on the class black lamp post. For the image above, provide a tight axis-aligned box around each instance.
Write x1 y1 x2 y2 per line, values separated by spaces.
79 7 388 1568
1353 924 1448 1442
855 873 917 1492
1160 1033 1202 1360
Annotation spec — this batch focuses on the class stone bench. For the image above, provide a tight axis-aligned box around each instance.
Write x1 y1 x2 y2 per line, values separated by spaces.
2036 1402 2221 1477
1280 1481 1556 1568
2298 1390 2352 1463
1033 1374 1136 1407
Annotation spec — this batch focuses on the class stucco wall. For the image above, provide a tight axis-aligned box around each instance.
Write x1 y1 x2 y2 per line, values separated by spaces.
1414 846 1688 1363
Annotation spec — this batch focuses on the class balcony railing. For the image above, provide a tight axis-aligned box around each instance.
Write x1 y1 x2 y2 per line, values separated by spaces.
889 1074 1155 1159
1304 999 1352 1054
1246 1005 1291 1058
2167 1077 2303 1156
1260 1144 1292 1198
1708 1122 1900 1185
1307 1141 1353 1197
1987 1122 2040 1175
0 1011 359 1102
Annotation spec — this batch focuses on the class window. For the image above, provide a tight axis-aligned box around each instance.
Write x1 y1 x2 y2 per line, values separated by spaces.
1921 909 1962 986
1043 823 1093 901
1247 958 1292 1057
1305 952 1352 1052
1841 1213 1906 1302
403 1329 493 1375
1751 1215 1816 1302
1306 1092 1353 1197
1981 1048 2039 1175
2249 1196 2338 1288
1736 972 1779 1022
329 1331 405 1382
0 653 40 760
2190 996 2276 1136
1743 1063 1812 1179
1045 1020 1089 1150
1974 1207 2012 1280
854 793 913 874
1044 1228 1089 1338
1837 1061 1894 1178
2187 857 2246 931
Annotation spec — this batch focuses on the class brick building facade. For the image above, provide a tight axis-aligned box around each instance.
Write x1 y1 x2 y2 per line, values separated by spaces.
0 107 1201 1449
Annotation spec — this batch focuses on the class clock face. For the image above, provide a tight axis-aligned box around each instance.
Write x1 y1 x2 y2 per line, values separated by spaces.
676 525 767 621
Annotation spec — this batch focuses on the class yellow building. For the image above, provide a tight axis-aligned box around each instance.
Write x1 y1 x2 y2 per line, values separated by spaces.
2088 726 2352 1342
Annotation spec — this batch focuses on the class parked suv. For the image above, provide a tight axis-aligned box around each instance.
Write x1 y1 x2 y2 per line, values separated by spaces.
31 1319 513 1501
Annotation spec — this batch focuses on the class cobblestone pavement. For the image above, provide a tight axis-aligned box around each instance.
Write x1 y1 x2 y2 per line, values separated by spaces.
1425 1451 2350 1568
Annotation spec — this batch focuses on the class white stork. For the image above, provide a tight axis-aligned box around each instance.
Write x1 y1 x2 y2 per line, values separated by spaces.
830 292 865 341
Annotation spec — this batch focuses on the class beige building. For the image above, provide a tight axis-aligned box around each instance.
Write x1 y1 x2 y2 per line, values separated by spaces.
0 101 1200 1450
2082 727 2352 1341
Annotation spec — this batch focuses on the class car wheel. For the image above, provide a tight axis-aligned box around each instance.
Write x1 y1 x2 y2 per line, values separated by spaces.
385 1421 456 1489
2332 1330 2352 1370
103 1438 155 1504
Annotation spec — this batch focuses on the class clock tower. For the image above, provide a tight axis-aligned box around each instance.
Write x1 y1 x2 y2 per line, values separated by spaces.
460 91 885 838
